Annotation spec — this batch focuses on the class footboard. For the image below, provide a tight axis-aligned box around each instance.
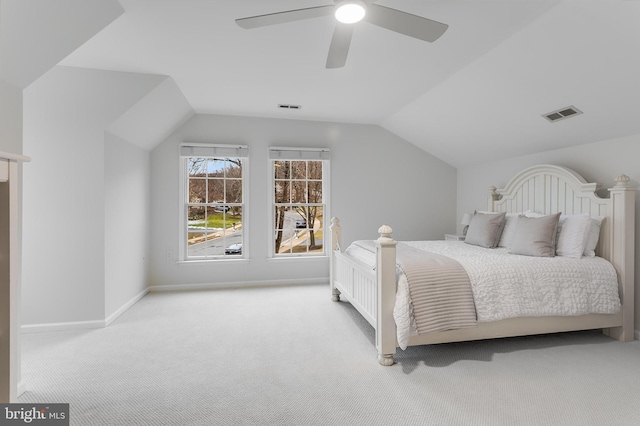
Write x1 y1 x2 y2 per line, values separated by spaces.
330 218 398 366
332 250 377 327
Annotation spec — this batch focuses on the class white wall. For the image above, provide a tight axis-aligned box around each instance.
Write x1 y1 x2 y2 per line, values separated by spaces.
150 114 457 288
22 66 164 326
104 133 150 319
456 132 640 333
0 79 22 154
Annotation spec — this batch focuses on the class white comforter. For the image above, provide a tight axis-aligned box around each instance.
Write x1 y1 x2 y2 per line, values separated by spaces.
344 241 621 349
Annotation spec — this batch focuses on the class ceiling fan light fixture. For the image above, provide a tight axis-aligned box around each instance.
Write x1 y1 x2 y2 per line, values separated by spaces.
335 1 366 24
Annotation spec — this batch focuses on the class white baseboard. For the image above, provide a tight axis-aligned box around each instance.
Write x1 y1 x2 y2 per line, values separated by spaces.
20 281 326 331
149 277 329 292
21 319 106 334
21 287 150 333
105 288 150 326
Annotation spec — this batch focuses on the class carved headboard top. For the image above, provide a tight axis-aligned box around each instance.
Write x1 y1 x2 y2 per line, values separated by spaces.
487 164 635 267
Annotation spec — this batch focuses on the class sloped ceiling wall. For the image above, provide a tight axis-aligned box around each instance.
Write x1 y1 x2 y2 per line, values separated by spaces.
382 1 640 167
106 77 194 151
0 0 124 89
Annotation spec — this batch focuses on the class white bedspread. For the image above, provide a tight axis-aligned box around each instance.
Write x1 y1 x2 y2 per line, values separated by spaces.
344 240 621 349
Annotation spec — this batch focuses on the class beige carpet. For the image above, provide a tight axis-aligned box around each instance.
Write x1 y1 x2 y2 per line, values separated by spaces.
19 284 640 425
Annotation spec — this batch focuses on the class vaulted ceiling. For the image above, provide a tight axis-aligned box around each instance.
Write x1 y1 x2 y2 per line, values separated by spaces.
57 0 640 167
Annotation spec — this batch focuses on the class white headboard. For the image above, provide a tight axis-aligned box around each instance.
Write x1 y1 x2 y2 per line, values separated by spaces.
488 165 608 256
487 164 636 340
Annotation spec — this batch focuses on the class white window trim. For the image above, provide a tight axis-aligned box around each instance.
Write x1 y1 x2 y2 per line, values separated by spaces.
178 143 249 262
268 147 330 259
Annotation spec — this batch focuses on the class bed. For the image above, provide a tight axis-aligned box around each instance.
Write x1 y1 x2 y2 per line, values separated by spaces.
329 164 635 365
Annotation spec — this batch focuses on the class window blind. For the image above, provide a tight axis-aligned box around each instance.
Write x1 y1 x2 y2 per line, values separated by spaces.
269 147 330 160
180 144 248 158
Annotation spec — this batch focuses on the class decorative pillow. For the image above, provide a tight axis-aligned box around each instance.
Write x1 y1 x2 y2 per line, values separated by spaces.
509 213 561 257
583 217 604 257
496 213 520 248
556 213 591 258
464 211 506 248
497 211 545 248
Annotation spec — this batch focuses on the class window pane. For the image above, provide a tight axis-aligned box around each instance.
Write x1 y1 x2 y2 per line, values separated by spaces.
207 159 224 177
223 233 243 256
225 158 242 178
207 178 224 203
203 233 224 257
308 181 322 203
274 180 290 203
309 230 323 253
227 206 243 232
274 161 289 179
188 205 206 225
277 233 293 254
273 206 291 254
295 206 319 230
224 206 243 256
291 181 307 203
291 161 306 180
307 206 323 228
188 178 206 203
225 179 242 203
294 211 308 230
187 205 214 258
274 206 286 230
308 161 322 180
188 158 207 176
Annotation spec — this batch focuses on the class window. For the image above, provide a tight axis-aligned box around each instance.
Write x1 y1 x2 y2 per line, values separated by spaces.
180 144 248 260
270 148 329 257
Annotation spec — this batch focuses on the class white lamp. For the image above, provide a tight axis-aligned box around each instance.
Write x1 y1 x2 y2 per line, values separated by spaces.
461 213 472 236
335 0 366 24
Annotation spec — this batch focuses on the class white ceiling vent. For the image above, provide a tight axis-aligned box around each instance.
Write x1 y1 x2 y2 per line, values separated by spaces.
542 106 583 123
278 104 302 110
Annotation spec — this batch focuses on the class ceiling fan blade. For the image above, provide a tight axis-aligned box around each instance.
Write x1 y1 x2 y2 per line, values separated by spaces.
365 4 448 42
236 5 334 29
326 23 354 69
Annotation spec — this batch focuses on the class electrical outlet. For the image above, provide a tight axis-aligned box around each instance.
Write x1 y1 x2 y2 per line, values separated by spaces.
165 250 173 260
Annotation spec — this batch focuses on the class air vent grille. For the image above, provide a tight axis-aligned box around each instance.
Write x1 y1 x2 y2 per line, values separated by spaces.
278 104 302 110
543 106 582 123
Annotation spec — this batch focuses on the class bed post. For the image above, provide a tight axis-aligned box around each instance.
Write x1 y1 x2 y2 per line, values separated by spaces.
376 225 397 366
487 185 500 211
329 217 341 302
605 175 636 342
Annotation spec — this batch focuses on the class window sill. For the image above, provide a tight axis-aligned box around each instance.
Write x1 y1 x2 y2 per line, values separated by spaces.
177 258 250 265
266 255 328 262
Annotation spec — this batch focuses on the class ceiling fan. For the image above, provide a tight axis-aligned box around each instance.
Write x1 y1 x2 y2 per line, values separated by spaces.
235 0 448 69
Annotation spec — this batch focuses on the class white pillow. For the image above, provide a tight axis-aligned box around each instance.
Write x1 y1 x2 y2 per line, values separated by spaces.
556 214 591 258
583 217 604 257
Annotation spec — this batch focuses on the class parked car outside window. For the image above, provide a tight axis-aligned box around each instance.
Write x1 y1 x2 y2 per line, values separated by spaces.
225 243 242 255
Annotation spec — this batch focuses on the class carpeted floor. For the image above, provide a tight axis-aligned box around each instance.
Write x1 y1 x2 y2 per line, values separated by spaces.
18 284 640 425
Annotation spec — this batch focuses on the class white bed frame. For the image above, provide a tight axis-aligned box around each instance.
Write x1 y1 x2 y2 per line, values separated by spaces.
330 164 636 365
